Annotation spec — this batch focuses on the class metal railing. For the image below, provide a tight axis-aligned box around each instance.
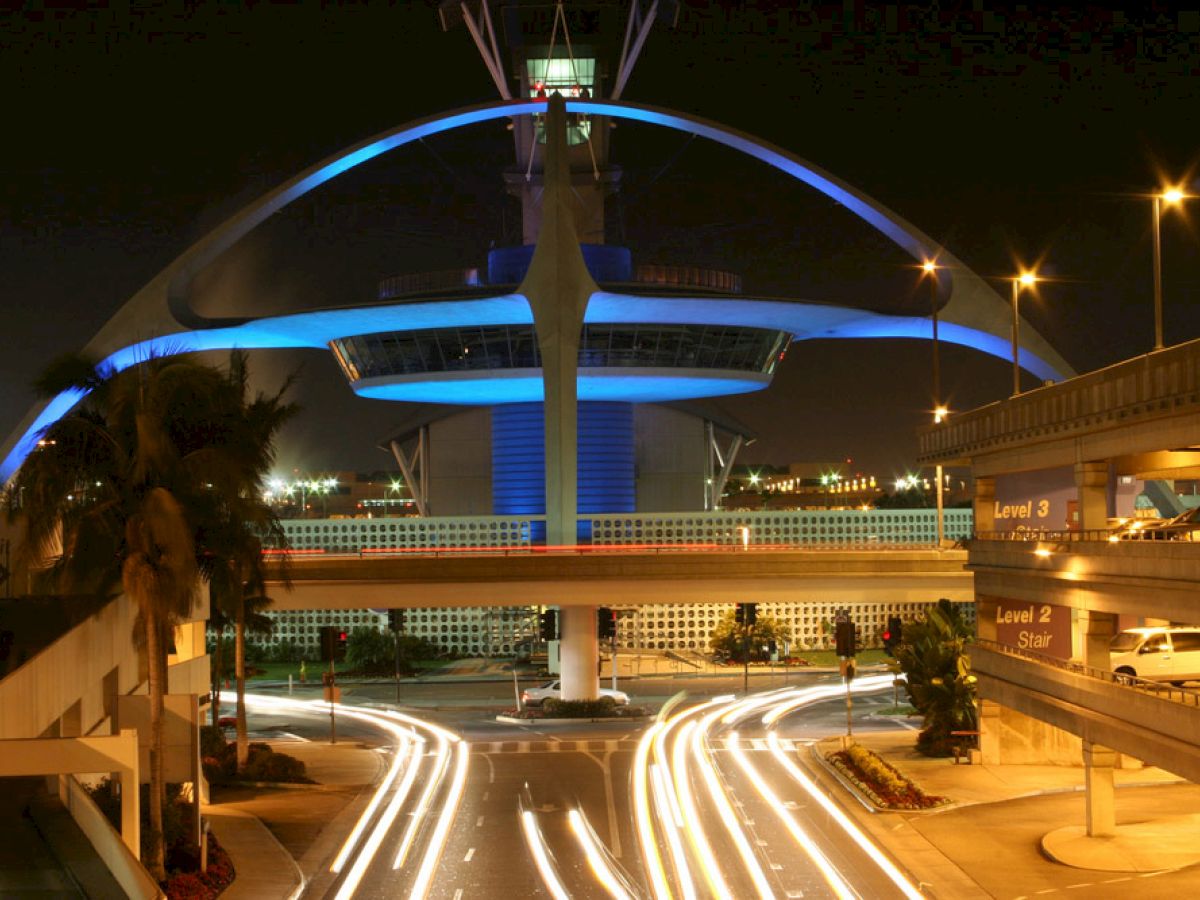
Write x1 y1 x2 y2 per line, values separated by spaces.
972 529 1114 543
277 509 974 554
973 638 1200 707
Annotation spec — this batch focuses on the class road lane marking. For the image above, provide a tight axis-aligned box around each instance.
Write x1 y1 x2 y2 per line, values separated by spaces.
464 848 475 862
453 891 463 900
476 815 484 827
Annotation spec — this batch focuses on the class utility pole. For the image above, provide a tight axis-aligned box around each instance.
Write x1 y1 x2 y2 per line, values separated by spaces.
325 662 337 744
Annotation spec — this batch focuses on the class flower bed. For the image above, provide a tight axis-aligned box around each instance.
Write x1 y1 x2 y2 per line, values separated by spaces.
826 743 948 810
165 832 235 899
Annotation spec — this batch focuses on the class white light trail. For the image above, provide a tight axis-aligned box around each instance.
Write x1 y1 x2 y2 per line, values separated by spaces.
691 707 775 900
331 729 414 872
333 736 425 900
670 718 730 898
392 732 452 870
409 740 471 900
727 732 854 900
766 730 923 900
568 809 635 900
632 720 676 900
521 810 571 900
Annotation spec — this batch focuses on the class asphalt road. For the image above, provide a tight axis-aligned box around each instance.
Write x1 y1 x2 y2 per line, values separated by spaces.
246 672 920 898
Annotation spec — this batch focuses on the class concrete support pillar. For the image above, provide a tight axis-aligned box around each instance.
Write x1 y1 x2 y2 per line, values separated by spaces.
559 605 599 701
1082 741 1117 836
1075 609 1117 671
1074 461 1109 532
973 476 995 535
974 596 1001 764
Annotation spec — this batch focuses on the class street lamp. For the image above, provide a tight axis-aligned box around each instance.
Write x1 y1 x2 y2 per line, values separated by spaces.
1010 271 1038 396
922 260 941 413
923 260 949 547
1152 186 1189 351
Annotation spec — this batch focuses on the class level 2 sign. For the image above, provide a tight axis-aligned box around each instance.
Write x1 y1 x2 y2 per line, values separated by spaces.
995 600 1071 658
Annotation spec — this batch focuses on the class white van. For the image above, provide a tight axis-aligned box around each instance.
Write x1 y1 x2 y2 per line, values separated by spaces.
1109 627 1200 685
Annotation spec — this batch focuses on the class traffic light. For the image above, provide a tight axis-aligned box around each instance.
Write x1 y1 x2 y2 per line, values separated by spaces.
882 616 903 655
539 609 559 641
835 619 856 657
337 630 349 659
597 607 616 640
388 609 406 633
319 626 336 662
735 602 758 626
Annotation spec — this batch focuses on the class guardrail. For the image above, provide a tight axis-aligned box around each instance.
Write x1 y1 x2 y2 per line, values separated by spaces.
972 529 1115 543
278 509 974 553
973 638 1200 707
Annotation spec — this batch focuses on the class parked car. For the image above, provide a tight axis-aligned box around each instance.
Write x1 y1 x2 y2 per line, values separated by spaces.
1110 507 1200 541
521 680 630 707
1109 627 1200 685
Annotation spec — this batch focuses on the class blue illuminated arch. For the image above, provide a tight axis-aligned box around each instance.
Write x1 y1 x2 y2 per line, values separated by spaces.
1 98 1072 481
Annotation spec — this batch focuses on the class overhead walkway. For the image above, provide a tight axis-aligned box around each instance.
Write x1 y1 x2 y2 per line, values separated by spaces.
972 640 1200 782
264 546 971 609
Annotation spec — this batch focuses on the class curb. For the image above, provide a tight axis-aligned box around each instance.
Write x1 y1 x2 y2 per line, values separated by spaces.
495 714 649 725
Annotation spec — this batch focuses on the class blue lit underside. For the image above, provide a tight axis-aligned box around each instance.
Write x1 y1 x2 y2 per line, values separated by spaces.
0 291 1057 479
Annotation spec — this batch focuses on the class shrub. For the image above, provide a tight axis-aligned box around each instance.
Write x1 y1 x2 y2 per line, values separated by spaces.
199 725 227 759
542 696 618 718
204 740 312 784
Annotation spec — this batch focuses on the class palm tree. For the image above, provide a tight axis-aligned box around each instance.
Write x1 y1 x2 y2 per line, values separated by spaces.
891 599 978 757
194 352 296 769
8 354 229 881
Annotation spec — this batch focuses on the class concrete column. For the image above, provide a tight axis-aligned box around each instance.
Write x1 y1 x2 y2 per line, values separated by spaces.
1076 608 1117 671
1082 741 1117 836
973 476 995 534
974 596 1001 764
1074 461 1109 532
559 605 599 701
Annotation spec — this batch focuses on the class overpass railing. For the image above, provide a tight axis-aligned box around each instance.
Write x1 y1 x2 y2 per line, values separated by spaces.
277 508 973 553
973 638 1200 707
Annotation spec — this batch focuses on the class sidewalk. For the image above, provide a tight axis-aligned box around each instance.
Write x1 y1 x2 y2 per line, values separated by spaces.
203 741 384 900
817 729 1200 898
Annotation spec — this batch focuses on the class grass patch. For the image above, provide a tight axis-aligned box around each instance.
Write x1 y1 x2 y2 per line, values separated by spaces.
791 649 891 667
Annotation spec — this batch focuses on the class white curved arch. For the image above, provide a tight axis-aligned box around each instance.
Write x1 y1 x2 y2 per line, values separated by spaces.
1 98 1072 481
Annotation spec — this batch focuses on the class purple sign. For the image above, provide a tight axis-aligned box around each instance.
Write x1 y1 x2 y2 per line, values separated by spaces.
994 600 1072 658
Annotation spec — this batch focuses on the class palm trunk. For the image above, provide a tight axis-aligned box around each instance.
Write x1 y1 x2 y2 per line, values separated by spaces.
145 608 167 882
211 628 223 727
235 595 248 770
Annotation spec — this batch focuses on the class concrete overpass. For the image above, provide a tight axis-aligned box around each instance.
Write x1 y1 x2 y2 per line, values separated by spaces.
264 547 972 610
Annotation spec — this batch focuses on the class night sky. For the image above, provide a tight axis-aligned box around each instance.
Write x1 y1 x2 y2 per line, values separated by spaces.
2 3 1198 480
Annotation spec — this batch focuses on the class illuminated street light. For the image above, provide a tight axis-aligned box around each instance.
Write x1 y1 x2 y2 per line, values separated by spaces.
1010 270 1039 396
1152 185 1190 351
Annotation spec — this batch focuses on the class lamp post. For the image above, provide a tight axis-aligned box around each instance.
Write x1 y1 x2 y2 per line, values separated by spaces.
1152 187 1187 351
924 260 947 547
1010 271 1038 397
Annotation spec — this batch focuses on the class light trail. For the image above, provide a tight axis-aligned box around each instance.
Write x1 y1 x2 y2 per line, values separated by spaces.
409 739 471 900
333 736 425 900
671 718 732 898
632 720 676 900
727 732 854 900
766 731 923 900
240 694 470 900
521 810 572 900
691 706 776 900
391 729 452 870
330 728 414 872
761 674 894 726
568 809 636 900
